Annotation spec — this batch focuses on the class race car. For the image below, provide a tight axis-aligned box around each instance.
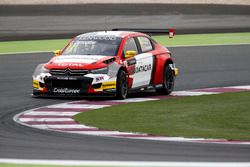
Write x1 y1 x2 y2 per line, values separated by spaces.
32 30 178 99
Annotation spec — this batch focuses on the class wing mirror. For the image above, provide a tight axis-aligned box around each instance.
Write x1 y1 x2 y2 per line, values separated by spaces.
54 50 62 56
125 50 136 59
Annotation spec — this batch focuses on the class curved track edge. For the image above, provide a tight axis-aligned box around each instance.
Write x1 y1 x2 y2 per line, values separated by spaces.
14 85 250 145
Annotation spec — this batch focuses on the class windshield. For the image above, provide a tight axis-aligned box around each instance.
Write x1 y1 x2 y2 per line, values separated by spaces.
62 35 122 56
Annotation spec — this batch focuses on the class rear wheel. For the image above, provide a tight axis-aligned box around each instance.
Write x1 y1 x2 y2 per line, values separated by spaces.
116 70 128 99
156 64 175 95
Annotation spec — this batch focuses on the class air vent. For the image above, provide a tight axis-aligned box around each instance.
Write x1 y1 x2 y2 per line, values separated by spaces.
103 58 116 64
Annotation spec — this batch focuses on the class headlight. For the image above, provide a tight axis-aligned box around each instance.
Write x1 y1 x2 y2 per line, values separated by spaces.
41 65 50 73
33 64 50 78
90 67 109 74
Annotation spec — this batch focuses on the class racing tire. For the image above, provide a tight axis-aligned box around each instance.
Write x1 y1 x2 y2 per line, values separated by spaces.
116 70 128 100
32 93 38 98
156 64 175 95
32 90 40 97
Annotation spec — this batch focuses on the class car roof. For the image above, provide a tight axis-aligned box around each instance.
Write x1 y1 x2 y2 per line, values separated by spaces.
77 31 146 39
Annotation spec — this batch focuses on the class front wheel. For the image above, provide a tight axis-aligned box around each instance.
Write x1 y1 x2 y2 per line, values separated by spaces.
116 70 128 99
156 64 175 95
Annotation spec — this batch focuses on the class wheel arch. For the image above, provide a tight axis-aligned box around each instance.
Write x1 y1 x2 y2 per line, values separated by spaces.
117 66 133 88
116 68 128 99
152 56 174 84
165 58 174 66
118 66 127 73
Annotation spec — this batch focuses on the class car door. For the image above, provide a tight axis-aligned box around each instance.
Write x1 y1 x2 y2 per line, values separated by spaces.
131 36 154 88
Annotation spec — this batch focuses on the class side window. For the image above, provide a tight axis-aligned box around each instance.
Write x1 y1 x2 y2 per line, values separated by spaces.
124 38 138 54
137 37 153 52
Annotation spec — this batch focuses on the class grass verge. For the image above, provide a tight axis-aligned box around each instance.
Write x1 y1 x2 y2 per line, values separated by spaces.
74 92 250 140
1 32 250 54
154 32 250 46
0 39 68 54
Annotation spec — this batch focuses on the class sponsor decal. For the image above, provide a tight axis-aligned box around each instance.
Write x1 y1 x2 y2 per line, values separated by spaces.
95 76 104 82
57 63 84 67
135 64 152 73
102 83 116 88
53 55 105 64
53 88 80 94
79 35 117 41
56 77 77 80
56 56 100 61
94 81 116 91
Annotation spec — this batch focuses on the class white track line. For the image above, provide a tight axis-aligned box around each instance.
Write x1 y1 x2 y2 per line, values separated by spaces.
18 118 74 122
171 91 219 96
228 85 250 90
31 124 93 129
23 111 80 116
111 98 158 102
71 131 136 136
47 103 110 109
0 159 250 167
133 136 206 141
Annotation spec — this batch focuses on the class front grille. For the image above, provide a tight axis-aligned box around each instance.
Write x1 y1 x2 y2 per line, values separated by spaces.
50 80 83 89
44 76 93 93
50 69 89 76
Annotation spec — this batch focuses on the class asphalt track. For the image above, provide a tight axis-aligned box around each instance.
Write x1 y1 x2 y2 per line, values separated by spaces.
0 45 250 161
1 4 250 40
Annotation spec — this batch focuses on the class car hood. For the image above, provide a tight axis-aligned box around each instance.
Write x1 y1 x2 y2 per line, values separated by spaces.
45 55 113 70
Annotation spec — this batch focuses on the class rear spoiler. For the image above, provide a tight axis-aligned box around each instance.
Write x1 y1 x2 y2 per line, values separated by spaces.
112 28 175 38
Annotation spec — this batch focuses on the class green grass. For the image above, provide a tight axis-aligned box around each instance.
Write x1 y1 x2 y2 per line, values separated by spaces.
74 92 250 140
155 32 250 46
0 39 68 54
1 32 250 54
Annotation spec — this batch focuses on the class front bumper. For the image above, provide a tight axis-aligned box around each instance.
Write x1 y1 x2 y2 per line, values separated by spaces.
169 64 179 76
33 75 117 96
174 68 179 76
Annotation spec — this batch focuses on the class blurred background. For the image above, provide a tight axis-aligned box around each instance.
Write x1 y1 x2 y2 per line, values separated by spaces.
1 0 250 40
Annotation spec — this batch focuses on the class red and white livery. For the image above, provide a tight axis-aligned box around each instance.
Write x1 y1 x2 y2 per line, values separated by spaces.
33 31 178 99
